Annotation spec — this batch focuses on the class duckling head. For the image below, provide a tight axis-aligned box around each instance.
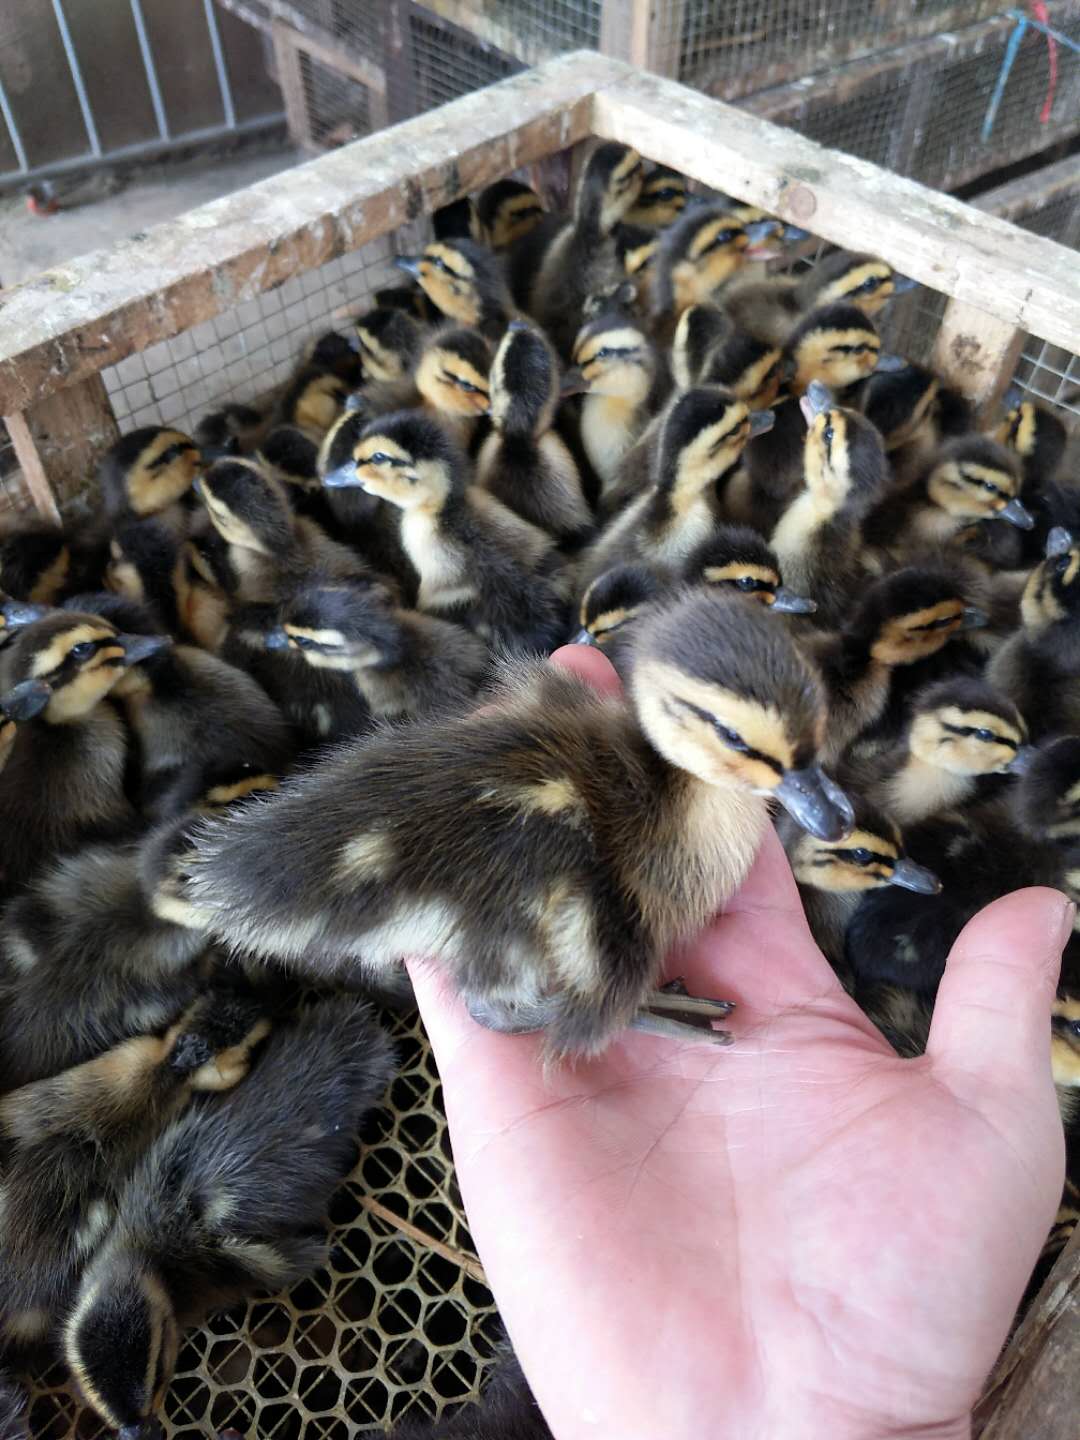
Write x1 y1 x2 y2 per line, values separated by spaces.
624 164 689 228
193 402 263 463
1021 526 1080 631
564 314 656 405
574 141 643 235
272 580 401 672
993 395 1067 478
655 206 772 315
656 387 769 505
630 589 853 839
685 525 816 613
850 566 987 666
100 426 203 520
476 178 545 250
810 251 914 317
258 424 320 496
0 525 71 605
318 403 376 492
672 303 732 389
306 328 364 388
415 326 492 420
926 436 1031 529
614 223 661 291
801 387 889 517
789 798 940 895
348 411 468 514
350 306 422 384
577 563 666 648
197 458 294 555
393 238 510 329
906 678 1030 778
1052 997 1080 1093
1012 735 1080 845
786 303 889 395
489 320 561 439
65 1254 178 1439
3 611 168 724
861 362 940 451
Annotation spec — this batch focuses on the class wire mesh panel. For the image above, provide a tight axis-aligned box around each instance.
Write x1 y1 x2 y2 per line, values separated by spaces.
21 1009 502 1438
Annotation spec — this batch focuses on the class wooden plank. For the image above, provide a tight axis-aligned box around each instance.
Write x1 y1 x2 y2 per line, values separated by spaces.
0 50 616 416
417 0 554 68
589 66 1080 355
3 373 119 522
931 300 1026 416
975 155 1080 228
271 20 313 151
283 22 387 99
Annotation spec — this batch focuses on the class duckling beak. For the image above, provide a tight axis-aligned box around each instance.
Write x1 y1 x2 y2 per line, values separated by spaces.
1002 382 1023 411
782 224 810 242
0 676 51 722
199 442 237 464
891 274 918 294
559 367 587 400
774 765 854 842
507 318 531 332
572 627 597 646
118 633 171 666
960 605 989 630
1046 526 1074 557
998 496 1035 530
118 1420 164 1440
748 409 775 437
0 599 47 631
322 461 361 489
800 380 834 423
393 255 423 278
264 626 290 651
745 219 779 243
1005 744 1038 776
873 352 907 373
770 587 817 614
889 858 942 894
345 331 363 353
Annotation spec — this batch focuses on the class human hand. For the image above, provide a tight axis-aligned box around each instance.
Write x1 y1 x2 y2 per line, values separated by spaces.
409 646 1069 1440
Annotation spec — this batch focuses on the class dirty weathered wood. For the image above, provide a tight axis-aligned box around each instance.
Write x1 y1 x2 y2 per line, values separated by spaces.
0 51 616 416
931 300 1026 416
589 65 1080 355
600 0 683 77
974 1226 1080 1440
3 374 119 523
976 156 1080 247
271 20 314 151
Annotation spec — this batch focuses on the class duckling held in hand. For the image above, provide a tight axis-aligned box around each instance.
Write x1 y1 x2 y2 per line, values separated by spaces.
63 997 394 1438
186 589 852 1059
477 320 593 547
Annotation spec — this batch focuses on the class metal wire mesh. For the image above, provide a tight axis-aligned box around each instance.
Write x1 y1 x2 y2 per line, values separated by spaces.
21 1008 501 1438
299 50 372 148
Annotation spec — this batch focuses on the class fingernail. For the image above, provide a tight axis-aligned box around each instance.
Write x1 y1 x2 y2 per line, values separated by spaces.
1059 899 1077 947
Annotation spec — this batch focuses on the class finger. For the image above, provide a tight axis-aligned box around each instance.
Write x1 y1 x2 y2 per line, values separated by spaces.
928 887 1072 1084
548 642 623 696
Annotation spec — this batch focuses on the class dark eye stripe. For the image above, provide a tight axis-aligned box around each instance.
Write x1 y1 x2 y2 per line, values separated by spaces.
941 721 1018 748
679 699 783 775
910 615 959 632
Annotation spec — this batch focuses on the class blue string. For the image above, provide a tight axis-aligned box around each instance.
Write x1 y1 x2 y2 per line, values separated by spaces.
1005 7 1080 52
984 8 1080 143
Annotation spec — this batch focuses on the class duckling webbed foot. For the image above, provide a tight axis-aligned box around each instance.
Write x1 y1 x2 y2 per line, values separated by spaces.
466 995 551 1035
632 979 736 1046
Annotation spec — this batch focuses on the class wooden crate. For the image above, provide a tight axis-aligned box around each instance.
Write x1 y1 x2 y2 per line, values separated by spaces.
1 52 1079 1431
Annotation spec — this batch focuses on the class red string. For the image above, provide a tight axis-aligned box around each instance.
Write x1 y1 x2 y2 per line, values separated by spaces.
1031 1 1059 123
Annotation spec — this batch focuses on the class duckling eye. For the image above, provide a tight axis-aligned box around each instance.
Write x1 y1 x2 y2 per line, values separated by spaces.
973 728 997 744
594 347 613 361
853 276 881 295
735 576 757 592
981 481 1001 496
455 377 482 394
823 423 834 444
293 636 319 652
69 641 97 662
651 186 680 203
850 847 873 864
713 721 748 752
1069 1019 1080 1039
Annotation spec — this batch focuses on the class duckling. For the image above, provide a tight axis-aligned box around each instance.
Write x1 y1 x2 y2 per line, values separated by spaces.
651 207 776 331
197 456 372 604
256 423 327 519
394 238 515 341
801 567 988 764
723 250 915 348
781 796 940 980
350 305 423 387
0 594 45 656
0 983 271 1354
186 589 853 1057
0 614 168 897
1052 999 1080 1124
414 325 493 450
63 997 394 1438
611 225 660 313
476 320 593 547
988 527 1080 741
776 300 892 397
305 328 366 388
0 522 89 606
172 528 234 652
271 581 490 723
575 563 667 657
671 302 732 389
193 401 266 461
98 426 203 537
624 164 689 229
329 412 568 653
994 394 1067 497
525 141 643 357
0 1375 26 1440
685 524 816 613
476 178 546 252
580 387 768 587
1012 734 1080 852
768 385 889 627
865 435 1032 560
433 194 483 242
670 303 783 414
104 517 181 633
858 361 951 491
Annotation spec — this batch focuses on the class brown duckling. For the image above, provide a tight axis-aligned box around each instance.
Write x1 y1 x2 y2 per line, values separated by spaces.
63 998 394 1439
99 426 203 537
477 319 593 547
768 383 890 628
328 411 568 653
723 250 915 348
186 588 853 1057
624 164 689 229
477 178 546 251
270 580 490 723
0 613 168 897
394 237 515 341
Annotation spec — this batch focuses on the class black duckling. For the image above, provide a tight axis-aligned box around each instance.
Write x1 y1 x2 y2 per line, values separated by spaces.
350 304 424 387
1013 735 1080 853
306 328 366 388
684 524 816 614
988 527 1080 741
477 178 546 252
391 1347 550 1440
0 521 98 607
723 250 914 348
0 1375 26 1440
781 795 940 982
0 982 270 1354
63 997 394 1438
98 426 203 537
433 194 483 243
193 401 266 462
395 237 515 341
104 518 181 633
476 320 593 547
994 394 1067 498
859 362 944 488
624 164 689 229
575 563 667 656
372 281 441 324
580 387 769 587
0 613 168 897
186 588 853 1057
271 581 490 723
273 362 350 441
172 527 234 652
328 411 568 653
802 567 988 764
196 456 371 604
526 141 644 356
651 206 777 332
768 384 889 628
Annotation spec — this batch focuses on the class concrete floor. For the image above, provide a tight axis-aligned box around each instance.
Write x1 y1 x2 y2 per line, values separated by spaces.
0 142 304 287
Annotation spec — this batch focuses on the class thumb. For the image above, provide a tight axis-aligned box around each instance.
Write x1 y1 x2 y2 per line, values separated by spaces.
927 886 1072 1083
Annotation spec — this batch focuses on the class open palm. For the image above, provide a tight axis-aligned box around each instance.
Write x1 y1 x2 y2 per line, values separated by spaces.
409 647 1069 1440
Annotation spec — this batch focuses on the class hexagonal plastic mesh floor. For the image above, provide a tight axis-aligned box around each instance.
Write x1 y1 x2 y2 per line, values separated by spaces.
20 1009 502 1437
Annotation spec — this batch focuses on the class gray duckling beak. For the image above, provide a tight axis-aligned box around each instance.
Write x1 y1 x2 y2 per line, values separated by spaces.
749 408 775 437
960 605 989 630
891 273 918 294
774 765 854 842
393 255 423 278
0 676 52 722
998 496 1035 530
264 626 290 651
888 857 942 894
1046 526 1074 558
799 379 834 424
770 587 817 615
559 366 588 400
118 633 171 666
1005 744 1038 776
322 460 361 489
782 224 810 242
873 352 907 373
0 598 47 631
571 627 597 646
